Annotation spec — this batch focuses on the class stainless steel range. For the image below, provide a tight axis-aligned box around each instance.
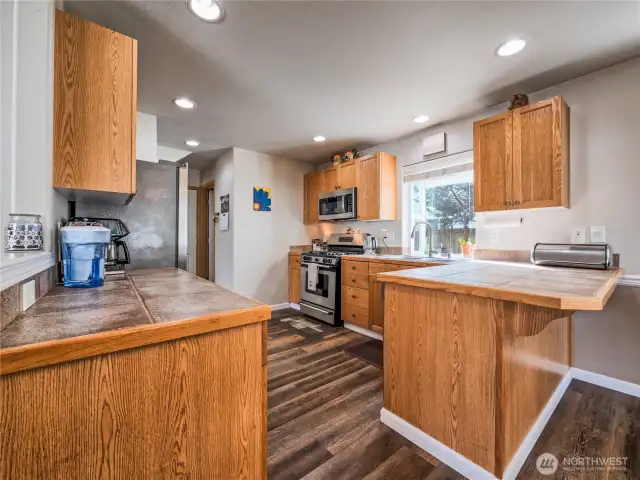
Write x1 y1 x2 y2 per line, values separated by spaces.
299 233 368 326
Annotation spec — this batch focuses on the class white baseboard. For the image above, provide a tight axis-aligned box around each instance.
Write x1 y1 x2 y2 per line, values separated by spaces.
270 303 291 311
501 371 572 479
570 367 640 398
344 322 383 341
618 274 640 287
380 408 497 480
288 303 300 311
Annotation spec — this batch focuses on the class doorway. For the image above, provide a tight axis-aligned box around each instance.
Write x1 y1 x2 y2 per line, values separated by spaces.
188 180 215 280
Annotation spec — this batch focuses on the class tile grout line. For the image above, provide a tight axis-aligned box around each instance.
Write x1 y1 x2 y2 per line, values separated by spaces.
126 273 156 324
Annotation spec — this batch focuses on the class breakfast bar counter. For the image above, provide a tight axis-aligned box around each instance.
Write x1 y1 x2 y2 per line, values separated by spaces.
0 268 269 479
376 261 621 479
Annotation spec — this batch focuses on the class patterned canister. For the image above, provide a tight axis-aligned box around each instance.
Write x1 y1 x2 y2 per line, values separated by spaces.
4 214 44 252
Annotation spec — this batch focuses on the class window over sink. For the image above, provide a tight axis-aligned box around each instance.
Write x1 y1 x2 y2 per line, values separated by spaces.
403 151 475 258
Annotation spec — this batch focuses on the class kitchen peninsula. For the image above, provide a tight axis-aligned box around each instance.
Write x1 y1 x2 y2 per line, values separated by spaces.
377 261 621 479
0 268 269 479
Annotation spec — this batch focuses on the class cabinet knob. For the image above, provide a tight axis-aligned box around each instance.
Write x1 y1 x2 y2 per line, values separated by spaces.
505 201 511 206
514 201 520 205
351 279 355 283
352 295 357 299
351 313 356 318
352 266 356 270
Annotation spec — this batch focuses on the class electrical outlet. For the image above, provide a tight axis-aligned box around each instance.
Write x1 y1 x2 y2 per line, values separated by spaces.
490 230 499 244
21 280 36 311
572 227 587 244
381 229 388 239
590 226 606 243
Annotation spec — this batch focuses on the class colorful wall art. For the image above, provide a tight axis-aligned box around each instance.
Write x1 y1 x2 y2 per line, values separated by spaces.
253 187 272 212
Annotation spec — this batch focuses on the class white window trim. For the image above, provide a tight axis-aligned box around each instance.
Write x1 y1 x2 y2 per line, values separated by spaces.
401 150 474 251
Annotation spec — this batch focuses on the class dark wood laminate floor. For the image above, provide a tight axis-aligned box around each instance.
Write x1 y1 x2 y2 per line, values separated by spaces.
267 308 463 480
268 308 640 480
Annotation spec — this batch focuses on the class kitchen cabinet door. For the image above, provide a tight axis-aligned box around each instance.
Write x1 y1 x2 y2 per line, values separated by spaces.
323 167 339 192
338 161 356 190
355 153 396 221
303 172 323 224
512 96 569 209
289 267 301 304
53 10 137 200
473 112 513 212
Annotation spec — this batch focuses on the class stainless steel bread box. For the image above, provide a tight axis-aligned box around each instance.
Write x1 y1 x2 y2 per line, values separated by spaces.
531 243 613 270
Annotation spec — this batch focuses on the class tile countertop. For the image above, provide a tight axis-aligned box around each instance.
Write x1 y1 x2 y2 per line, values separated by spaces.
0 268 269 375
376 260 622 311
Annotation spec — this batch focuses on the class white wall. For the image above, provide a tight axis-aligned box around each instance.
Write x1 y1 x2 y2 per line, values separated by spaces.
232 148 317 304
201 149 235 290
136 112 158 163
200 148 317 303
0 0 67 270
321 58 640 276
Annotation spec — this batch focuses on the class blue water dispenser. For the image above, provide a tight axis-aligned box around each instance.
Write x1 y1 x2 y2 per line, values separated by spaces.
60 225 111 288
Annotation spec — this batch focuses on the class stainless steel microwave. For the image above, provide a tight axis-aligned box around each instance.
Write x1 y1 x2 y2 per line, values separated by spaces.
318 188 357 221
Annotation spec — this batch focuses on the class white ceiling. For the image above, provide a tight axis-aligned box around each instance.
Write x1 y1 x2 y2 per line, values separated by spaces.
65 1 640 163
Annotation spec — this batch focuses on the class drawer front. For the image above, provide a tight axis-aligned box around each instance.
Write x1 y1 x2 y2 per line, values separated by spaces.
342 285 369 308
341 302 369 328
342 271 369 290
343 260 369 276
288 254 302 269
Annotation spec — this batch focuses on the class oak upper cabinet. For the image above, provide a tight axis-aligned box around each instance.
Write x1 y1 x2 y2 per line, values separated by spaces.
53 10 138 203
512 97 569 209
473 96 569 212
473 112 513 212
355 153 397 221
338 160 356 189
303 172 323 224
323 167 339 191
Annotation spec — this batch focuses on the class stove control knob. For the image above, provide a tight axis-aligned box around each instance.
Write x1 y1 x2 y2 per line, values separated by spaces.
323 258 331 264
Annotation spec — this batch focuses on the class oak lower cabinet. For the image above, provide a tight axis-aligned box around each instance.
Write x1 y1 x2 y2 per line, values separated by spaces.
54 10 138 204
341 258 430 334
288 253 301 304
473 96 569 212
303 172 324 224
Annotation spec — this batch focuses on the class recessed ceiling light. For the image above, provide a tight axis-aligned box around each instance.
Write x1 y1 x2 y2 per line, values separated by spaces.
496 39 526 57
185 140 200 147
187 0 225 23
173 97 196 109
413 115 429 124
313 136 326 142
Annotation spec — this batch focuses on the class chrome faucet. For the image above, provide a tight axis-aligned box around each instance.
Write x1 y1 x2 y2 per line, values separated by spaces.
410 220 434 257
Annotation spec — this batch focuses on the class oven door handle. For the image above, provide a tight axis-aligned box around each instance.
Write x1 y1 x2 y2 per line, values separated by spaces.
300 301 334 315
301 262 335 270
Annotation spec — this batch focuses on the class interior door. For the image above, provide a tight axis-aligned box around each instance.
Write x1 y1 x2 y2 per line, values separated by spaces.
355 155 380 220
512 97 564 209
473 111 513 212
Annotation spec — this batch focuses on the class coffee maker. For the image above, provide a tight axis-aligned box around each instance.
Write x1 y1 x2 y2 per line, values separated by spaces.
69 217 130 274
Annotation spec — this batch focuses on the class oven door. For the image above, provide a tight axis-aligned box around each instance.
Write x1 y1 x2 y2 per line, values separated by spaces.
318 188 356 221
300 263 337 311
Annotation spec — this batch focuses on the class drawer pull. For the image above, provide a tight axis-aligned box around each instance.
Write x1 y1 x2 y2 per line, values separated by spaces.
351 313 356 318
352 295 357 299
351 266 356 270
351 279 355 283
